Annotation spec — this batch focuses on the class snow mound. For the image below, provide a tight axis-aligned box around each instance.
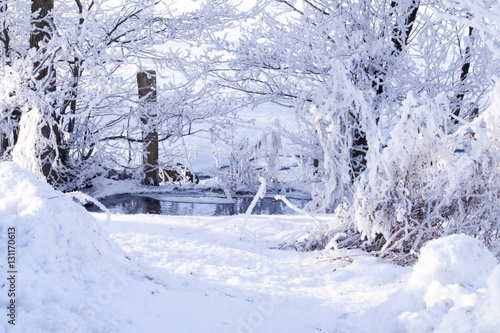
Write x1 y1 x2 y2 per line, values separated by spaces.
409 234 497 290
353 234 500 333
0 162 139 332
400 235 500 333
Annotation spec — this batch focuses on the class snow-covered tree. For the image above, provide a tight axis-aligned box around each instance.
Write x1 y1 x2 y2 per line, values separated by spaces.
210 0 426 210
1 0 241 189
345 0 500 262
273 0 500 261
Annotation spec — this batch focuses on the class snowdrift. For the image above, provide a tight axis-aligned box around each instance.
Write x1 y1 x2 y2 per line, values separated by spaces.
354 234 500 333
399 235 500 332
0 162 145 332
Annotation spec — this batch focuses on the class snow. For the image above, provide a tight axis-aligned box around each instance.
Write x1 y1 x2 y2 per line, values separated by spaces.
349 235 500 333
398 235 500 333
1 162 499 332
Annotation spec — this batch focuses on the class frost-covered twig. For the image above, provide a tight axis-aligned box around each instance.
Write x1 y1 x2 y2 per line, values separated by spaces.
239 177 267 241
274 194 322 225
245 176 267 216
66 191 111 224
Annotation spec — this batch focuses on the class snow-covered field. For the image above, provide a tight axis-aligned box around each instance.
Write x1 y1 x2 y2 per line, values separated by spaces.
1 162 499 333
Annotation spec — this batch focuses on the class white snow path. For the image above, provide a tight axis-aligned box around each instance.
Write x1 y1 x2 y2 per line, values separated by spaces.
94 213 410 332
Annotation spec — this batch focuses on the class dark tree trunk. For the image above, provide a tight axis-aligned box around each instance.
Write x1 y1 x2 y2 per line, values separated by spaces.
0 108 21 157
31 0 56 92
137 70 160 186
353 0 419 180
372 0 420 96
0 2 18 157
30 0 61 182
350 127 368 180
54 1 94 172
453 26 474 122
391 0 420 55
61 1 86 158
0 134 8 156
1 1 10 57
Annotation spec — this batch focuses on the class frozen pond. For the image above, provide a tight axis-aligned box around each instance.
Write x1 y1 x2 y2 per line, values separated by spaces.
86 192 310 216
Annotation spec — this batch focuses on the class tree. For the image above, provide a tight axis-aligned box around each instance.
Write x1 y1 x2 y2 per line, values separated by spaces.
274 0 500 261
0 0 24 156
1 1 10 154
2 0 241 189
30 0 61 182
210 0 424 211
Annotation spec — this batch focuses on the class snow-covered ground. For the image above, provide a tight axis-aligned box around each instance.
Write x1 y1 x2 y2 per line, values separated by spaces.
1 162 499 333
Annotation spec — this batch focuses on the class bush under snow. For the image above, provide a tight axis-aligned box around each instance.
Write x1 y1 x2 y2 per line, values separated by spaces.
306 78 500 263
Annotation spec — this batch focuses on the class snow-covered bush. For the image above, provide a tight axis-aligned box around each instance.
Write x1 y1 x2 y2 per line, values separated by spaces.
307 61 373 213
287 78 500 262
352 92 458 257
217 129 283 191
452 77 500 255
336 82 500 263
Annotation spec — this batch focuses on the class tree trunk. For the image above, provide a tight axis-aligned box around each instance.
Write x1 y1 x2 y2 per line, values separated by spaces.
0 108 21 157
352 0 419 180
0 2 18 157
137 70 160 186
1 1 10 57
60 1 87 165
0 134 8 156
30 0 60 182
371 0 420 96
453 26 474 122
390 0 420 55
31 0 56 91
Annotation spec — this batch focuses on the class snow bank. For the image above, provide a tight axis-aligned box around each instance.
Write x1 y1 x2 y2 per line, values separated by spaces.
0 162 139 332
355 234 500 332
408 234 497 291
399 235 499 333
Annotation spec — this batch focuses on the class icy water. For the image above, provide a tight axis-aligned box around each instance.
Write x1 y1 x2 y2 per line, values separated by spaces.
86 193 309 216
